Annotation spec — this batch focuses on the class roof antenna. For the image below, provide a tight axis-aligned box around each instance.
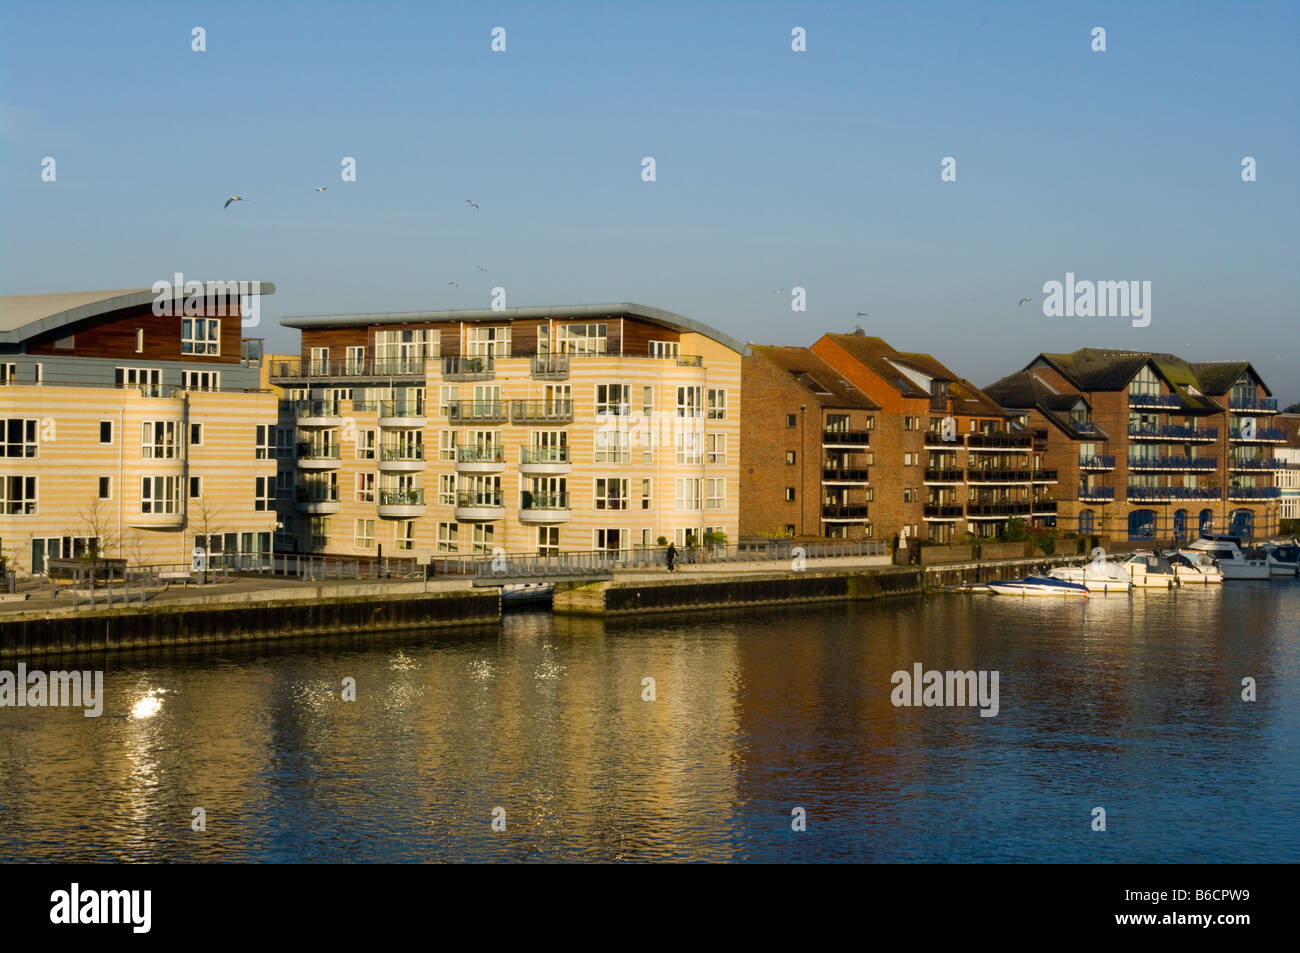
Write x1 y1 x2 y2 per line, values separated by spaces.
854 312 868 334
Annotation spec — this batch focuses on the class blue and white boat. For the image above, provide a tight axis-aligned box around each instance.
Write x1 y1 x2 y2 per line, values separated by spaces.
987 576 1089 597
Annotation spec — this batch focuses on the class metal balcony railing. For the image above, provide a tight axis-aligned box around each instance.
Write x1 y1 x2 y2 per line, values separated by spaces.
519 446 570 464
291 400 340 418
296 443 341 460
966 469 1032 482
1127 392 1182 408
442 356 495 380
1128 424 1217 440
520 491 570 510
966 433 1033 449
530 355 570 379
822 429 871 445
270 357 427 380
1127 456 1217 470
512 399 574 424
822 467 870 482
1125 486 1221 501
923 468 963 482
296 484 340 503
1230 427 1286 441
1079 454 1116 469
456 490 504 508
1229 397 1278 412
1078 486 1117 500
456 445 505 464
447 401 506 423
379 488 425 505
378 399 426 418
821 503 869 519
380 445 425 461
1225 486 1281 500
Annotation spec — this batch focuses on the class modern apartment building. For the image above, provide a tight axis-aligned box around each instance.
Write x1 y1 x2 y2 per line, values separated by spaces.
271 303 744 558
0 286 279 573
987 349 1285 541
739 346 879 540
809 331 1050 542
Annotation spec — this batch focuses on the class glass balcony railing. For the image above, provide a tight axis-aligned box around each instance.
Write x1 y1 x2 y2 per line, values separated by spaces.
520 446 570 465
456 490 504 508
296 484 340 503
379 488 424 506
380 445 425 461
520 491 570 510
456 445 505 464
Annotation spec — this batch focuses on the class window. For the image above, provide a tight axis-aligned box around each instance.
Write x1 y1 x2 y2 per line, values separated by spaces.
471 524 495 554
594 429 631 463
254 476 274 510
676 431 703 465
675 478 702 510
135 328 144 353
595 478 628 510
346 346 366 374
190 423 203 445
676 386 703 417
1129 365 1160 397
98 477 111 500
786 414 798 428
310 517 331 549
275 427 295 459
181 370 220 391
116 367 163 396
467 326 511 358
649 340 679 359
784 524 796 536
785 487 796 502
394 520 416 551
437 522 459 553
903 452 915 466
356 428 377 460
355 519 375 549
141 421 182 459
140 476 180 514
903 488 916 503
33 364 42 383
707 389 727 419
537 526 560 556
904 416 920 431
439 386 458 417
189 476 202 498
1 419 37 458
439 431 457 461
1128 508 1157 540
275 470 294 498
556 323 607 354
356 473 375 503
595 383 630 416
706 478 725 510
643 386 654 416
1 476 37 514
439 473 457 505
641 479 653 509
96 421 112 444
182 317 221 355
786 451 796 465
254 425 275 459
375 329 438 370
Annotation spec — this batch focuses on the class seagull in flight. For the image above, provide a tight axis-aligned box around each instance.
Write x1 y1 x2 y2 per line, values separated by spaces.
224 196 244 209
774 288 785 294
476 265 488 272
314 187 327 192
1018 297 1033 306
856 311 869 319
466 199 480 209
447 281 461 288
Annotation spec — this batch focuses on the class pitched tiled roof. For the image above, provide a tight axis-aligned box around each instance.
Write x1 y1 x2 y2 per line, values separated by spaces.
1029 348 1225 413
819 333 931 399
896 350 1006 418
750 345 881 409
985 370 1110 440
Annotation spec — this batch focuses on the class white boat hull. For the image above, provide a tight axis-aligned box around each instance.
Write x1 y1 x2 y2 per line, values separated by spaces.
1219 563 1271 580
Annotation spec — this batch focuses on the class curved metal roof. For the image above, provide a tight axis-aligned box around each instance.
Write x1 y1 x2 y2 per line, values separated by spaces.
0 283 276 345
280 302 750 356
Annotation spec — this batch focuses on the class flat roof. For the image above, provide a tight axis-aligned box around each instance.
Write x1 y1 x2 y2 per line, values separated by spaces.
280 302 751 356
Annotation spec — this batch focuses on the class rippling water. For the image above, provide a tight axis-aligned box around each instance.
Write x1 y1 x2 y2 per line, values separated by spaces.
1 581 1297 862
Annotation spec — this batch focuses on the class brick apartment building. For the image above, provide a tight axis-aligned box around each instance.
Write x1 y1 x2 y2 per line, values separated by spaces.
808 331 1052 542
987 348 1285 542
739 346 879 539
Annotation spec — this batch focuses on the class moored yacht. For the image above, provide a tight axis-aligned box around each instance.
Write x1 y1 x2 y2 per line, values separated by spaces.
1256 542 1300 577
1121 551 1180 589
987 576 1089 597
1049 562 1133 593
1186 535 1271 580
1164 550 1224 585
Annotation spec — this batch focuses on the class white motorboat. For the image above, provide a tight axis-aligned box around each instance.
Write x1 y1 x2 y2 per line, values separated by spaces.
1164 550 1224 585
987 576 1088 597
1049 562 1133 593
1121 551 1180 589
1186 535 1271 580
1256 542 1300 577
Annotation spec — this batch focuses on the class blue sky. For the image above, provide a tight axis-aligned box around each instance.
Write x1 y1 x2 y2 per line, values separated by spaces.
3 1 1297 402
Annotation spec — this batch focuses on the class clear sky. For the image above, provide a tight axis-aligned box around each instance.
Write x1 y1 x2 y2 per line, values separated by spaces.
3 1 1297 402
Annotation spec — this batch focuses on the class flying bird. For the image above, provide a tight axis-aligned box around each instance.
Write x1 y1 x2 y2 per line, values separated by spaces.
447 281 461 288
476 265 488 272
774 288 785 294
224 196 244 208
1018 297 1032 306
856 311 869 318
466 200 479 209
314 187 327 192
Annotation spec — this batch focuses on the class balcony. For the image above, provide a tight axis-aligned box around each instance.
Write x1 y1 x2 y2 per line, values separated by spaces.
296 484 340 514
1078 486 1117 501
1127 456 1217 471
922 504 964 520
1031 499 1058 513
966 469 1032 483
455 489 504 521
1125 486 1221 502
1229 397 1278 413
923 468 963 484
965 502 1033 518
1078 454 1116 470
378 488 425 518
1127 424 1217 442
1128 393 1183 409
1226 486 1281 501
269 357 427 383
821 503 870 521
441 356 495 381
518 491 571 524
822 429 871 447
456 445 507 473
1031 469 1058 483
378 445 426 472
519 445 571 475
512 399 574 424
822 467 870 483
291 400 341 427
1229 457 1287 471
1230 427 1286 443
676 355 704 367
296 443 342 470
447 400 507 424
924 431 965 447
966 433 1033 450
378 399 427 428
530 355 570 380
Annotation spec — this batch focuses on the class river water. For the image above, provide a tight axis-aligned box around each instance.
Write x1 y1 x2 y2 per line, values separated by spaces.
1 582 1297 862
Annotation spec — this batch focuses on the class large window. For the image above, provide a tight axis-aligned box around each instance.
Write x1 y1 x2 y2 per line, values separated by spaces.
594 429 631 463
537 526 559 556
439 473 457 505
394 520 416 551
375 329 438 370
116 367 162 396
1127 508 1157 540
142 421 182 459
556 323 607 354
466 326 511 358
140 476 180 514
675 478 702 511
437 522 459 553
0 475 36 514
1129 365 1160 397
595 383 630 416
1078 509 1094 535
676 386 703 417
181 370 220 391
255 476 275 510
255 425 275 459
706 433 726 464
706 389 727 419
354 519 375 550
182 317 220 355
1 419 37 458
706 478 726 510
594 478 628 510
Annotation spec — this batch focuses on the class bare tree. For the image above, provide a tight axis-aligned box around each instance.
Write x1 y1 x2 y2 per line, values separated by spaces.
78 496 120 563
191 497 225 569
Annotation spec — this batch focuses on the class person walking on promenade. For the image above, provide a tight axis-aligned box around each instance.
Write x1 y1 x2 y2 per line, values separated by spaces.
666 542 677 572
